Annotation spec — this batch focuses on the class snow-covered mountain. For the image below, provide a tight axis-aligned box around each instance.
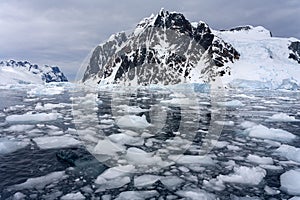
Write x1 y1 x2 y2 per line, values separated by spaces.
0 60 68 85
82 9 300 89
213 26 300 89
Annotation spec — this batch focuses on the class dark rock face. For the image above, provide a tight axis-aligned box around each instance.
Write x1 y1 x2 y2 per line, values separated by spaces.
82 32 127 83
82 9 240 85
289 41 300 64
0 60 68 83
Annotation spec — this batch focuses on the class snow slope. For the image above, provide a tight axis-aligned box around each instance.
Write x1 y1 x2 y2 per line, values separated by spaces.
213 26 300 89
0 60 68 85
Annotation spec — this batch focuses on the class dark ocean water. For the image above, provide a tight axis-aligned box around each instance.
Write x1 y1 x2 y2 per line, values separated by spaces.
0 84 300 199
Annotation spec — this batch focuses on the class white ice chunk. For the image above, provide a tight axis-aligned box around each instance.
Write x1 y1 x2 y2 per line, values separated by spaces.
126 147 168 166
116 105 149 114
267 113 299 122
168 155 215 165
6 113 60 123
160 176 184 190
275 144 300 163
95 176 130 192
115 190 159 200
108 134 144 146
4 124 35 132
176 189 216 200
116 115 150 130
98 165 135 180
217 100 245 107
134 175 161 187
247 154 274 165
8 171 67 190
214 121 235 126
267 113 298 122
12 192 26 200
264 185 280 195
61 192 85 200
240 121 257 129
0 139 29 154
245 124 296 142
280 169 300 195
33 136 81 149
218 166 266 185
93 139 125 156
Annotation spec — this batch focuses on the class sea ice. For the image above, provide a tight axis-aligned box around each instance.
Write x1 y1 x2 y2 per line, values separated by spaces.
125 147 168 166
275 144 300 163
280 169 300 195
134 175 161 187
108 133 144 146
176 189 216 200
217 100 245 107
168 155 215 165
95 176 130 192
60 192 85 200
246 154 274 165
6 113 60 123
0 139 29 154
116 115 150 130
266 113 298 122
245 124 296 142
115 190 159 200
33 136 81 149
8 171 67 190
93 139 125 156
4 124 35 132
97 165 135 180
217 166 266 185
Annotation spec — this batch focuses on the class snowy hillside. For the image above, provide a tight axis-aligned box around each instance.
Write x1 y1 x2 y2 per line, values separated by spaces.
0 60 68 85
213 26 300 89
82 10 300 90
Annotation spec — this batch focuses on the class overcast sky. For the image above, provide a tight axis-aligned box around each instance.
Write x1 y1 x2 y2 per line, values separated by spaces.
1 0 299 80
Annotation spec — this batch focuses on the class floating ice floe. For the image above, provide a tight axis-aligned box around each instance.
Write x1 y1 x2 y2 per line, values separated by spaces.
95 176 130 192
126 147 169 166
115 105 149 114
176 188 216 200
214 121 235 126
27 85 65 96
108 133 144 146
205 166 266 190
35 102 67 110
8 171 67 190
6 112 60 123
275 144 300 163
280 169 300 195
217 100 245 107
93 139 125 156
116 115 150 130
60 192 85 200
97 165 136 180
4 124 35 132
33 136 81 149
266 113 298 122
244 124 296 142
218 166 266 185
115 190 159 200
246 154 274 165
168 155 215 165
0 139 30 154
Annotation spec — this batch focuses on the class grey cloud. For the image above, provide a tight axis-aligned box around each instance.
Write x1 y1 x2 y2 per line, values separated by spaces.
0 0 299 80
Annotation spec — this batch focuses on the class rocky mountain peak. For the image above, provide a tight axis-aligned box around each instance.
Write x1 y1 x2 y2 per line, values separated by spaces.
82 10 240 85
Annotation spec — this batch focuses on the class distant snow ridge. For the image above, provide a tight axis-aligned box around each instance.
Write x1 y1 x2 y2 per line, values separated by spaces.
82 9 300 89
0 60 68 84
